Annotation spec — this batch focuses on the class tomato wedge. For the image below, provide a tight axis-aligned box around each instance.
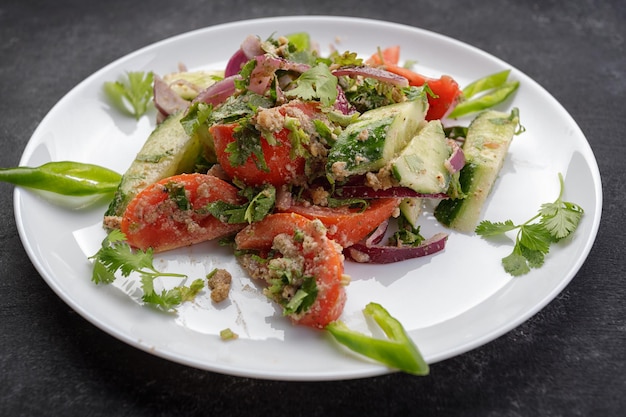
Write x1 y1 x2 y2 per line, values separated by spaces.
366 46 461 120
383 64 461 120
366 45 401 66
279 198 400 248
209 101 321 187
121 173 244 252
236 212 347 328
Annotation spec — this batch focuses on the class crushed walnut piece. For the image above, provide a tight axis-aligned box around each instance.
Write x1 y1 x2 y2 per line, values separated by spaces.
207 268 232 303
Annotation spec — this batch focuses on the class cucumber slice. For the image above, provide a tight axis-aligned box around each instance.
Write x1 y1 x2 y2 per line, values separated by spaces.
326 98 428 181
434 108 520 232
391 119 452 194
399 197 423 228
104 111 202 219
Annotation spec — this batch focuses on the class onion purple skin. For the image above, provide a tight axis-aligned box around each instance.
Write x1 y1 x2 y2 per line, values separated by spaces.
332 66 409 88
191 75 240 107
345 232 449 264
224 49 249 77
445 141 465 174
334 185 448 200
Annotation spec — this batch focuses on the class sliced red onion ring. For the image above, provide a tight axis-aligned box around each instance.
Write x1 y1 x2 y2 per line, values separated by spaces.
332 66 409 88
334 185 448 200
240 34 264 58
225 49 249 77
192 75 240 106
445 140 466 174
334 86 357 115
344 232 448 264
153 75 190 117
248 55 311 95
365 219 389 246
224 35 265 77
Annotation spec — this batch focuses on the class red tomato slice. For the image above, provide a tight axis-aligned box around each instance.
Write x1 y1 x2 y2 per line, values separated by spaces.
121 173 244 252
366 45 401 66
235 212 347 328
209 101 321 187
383 64 461 120
279 198 400 248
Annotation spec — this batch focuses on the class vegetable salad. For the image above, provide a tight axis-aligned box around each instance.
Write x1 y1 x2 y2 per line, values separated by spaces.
5 31 584 375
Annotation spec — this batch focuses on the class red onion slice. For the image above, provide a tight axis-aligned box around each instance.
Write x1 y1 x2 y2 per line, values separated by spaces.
332 66 409 88
364 219 389 246
192 75 240 106
344 232 448 264
153 75 190 118
445 140 466 174
225 49 249 77
248 55 310 95
334 185 448 200
334 86 357 114
240 34 264 58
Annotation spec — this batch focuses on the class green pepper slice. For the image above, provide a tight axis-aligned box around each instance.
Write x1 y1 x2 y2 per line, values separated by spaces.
326 302 429 376
0 161 121 196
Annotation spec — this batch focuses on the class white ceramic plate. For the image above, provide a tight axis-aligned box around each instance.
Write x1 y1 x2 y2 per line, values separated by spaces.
14 16 602 381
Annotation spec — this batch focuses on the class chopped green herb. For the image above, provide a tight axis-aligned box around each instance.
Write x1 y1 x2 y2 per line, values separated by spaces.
204 185 276 224
220 328 239 341
389 217 425 247
475 173 584 276
165 181 191 211
225 120 268 171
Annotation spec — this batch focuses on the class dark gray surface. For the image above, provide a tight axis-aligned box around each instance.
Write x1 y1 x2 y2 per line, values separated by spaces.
1 0 624 416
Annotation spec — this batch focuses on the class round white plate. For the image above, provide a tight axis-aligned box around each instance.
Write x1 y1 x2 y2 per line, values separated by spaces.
15 16 602 381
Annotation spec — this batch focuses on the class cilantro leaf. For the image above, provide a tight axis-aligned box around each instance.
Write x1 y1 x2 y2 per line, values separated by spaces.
502 249 531 276
285 63 338 107
103 71 154 119
518 223 552 253
475 173 583 276
540 200 584 240
475 220 517 236
89 230 203 311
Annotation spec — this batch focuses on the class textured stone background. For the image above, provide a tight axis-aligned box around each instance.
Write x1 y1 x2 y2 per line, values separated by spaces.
1 1 624 416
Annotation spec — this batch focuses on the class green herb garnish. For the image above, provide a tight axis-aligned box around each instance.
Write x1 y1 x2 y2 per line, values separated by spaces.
204 185 276 224
103 71 154 119
475 173 584 276
90 229 203 311
285 63 338 107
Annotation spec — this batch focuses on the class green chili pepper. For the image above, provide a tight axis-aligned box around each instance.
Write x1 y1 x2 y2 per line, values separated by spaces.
0 161 121 196
326 302 429 376
448 80 520 118
462 69 511 99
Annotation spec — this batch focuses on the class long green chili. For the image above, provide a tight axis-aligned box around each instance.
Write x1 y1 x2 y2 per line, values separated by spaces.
0 161 121 196
448 69 520 118
462 69 511 99
326 302 429 376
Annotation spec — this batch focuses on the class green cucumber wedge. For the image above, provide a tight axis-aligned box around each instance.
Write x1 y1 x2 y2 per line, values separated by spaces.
434 108 521 233
391 119 453 194
104 111 202 220
326 97 428 181
399 197 423 228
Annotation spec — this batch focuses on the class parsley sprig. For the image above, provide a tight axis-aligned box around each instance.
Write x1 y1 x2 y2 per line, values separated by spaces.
103 71 154 119
475 173 584 276
90 230 204 311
